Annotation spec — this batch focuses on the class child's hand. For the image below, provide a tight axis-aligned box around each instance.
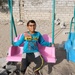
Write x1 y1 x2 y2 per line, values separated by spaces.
52 44 54 47
50 44 54 47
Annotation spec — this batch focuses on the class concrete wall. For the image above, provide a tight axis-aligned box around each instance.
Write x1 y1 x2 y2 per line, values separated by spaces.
56 0 74 23
0 0 75 23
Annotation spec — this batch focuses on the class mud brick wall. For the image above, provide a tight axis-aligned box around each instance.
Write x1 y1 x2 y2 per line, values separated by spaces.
0 0 75 23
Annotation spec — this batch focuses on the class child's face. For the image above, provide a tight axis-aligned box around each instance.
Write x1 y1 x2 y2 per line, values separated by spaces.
27 22 36 33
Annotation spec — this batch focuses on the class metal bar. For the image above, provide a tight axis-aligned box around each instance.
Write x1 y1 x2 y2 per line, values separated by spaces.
8 0 17 45
52 0 55 44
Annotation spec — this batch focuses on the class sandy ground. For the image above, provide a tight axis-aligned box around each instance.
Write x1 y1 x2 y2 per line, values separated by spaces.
0 20 75 75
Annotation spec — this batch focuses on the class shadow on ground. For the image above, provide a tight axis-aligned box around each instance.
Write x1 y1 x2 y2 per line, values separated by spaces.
42 41 66 74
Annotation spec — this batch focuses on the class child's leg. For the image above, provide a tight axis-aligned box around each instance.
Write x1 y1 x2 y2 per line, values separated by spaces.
33 55 44 72
20 58 30 74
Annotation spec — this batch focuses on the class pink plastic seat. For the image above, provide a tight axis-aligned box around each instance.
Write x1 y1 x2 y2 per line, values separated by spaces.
6 34 23 62
6 46 23 62
38 34 56 63
6 34 56 63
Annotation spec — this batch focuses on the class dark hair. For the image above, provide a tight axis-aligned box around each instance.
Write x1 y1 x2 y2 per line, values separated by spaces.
27 20 36 26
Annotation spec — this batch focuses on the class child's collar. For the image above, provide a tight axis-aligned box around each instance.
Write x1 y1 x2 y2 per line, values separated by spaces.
28 31 36 35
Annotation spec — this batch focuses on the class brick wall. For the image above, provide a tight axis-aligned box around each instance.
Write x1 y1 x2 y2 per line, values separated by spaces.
23 0 75 23
13 0 20 22
56 0 74 23
0 0 75 23
23 0 52 21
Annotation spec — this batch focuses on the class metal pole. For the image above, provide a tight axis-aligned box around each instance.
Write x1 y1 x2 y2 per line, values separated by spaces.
52 0 55 44
8 0 17 45
74 3 75 29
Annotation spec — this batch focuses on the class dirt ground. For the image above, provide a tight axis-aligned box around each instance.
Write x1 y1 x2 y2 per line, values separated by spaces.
0 20 75 75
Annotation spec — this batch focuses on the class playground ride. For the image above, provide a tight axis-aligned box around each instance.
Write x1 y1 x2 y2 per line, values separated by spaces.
6 0 56 62
64 5 75 63
4 1 75 75
7 0 56 62
1 0 56 75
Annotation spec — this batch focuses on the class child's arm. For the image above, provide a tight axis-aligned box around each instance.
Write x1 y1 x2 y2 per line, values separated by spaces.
13 34 25 46
38 33 52 47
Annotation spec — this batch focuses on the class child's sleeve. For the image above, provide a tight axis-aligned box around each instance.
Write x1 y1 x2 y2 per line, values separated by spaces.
13 34 25 46
38 33 52 47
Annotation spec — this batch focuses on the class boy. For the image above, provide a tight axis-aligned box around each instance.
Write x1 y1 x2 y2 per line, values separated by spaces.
13 20 53 75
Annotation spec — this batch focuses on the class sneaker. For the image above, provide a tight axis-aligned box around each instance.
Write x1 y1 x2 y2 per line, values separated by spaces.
34 71 40 75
